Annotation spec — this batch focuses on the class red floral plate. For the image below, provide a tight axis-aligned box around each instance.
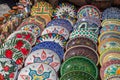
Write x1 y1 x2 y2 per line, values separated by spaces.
6 30 36 46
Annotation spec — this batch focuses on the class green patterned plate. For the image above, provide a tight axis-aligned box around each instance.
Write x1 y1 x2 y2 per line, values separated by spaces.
60 71 96 80
60 56 98 79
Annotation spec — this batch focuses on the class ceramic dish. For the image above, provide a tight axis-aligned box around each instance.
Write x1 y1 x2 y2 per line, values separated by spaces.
36 33 67 48
25 49 61 72
102 7 120 20
6 30 36 46
2 38 31 57
64 45 99 65
66 36 97 50
60 56 98 79
46 19 73 33
18 63 57 80
100 48 120 66
0 58 18 80
77 5 101 19
53 3 76 19
60 71 96 80
32 41 64 61
70 28 98 43
105 75 120 80
98 38 120 54
98 31 120 43
42 26 69 40
100 60 120 80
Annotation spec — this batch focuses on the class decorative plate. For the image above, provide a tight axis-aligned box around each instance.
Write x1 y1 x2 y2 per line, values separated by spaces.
36 33 67 48
64 45 99 65
18 63 57 80
70 28 98 43
102 7 120 20
100 60 120 80
77 5 101 19
2 38 31 57
53 3 76 19
100 48 120 66
46 19 73 33
17 16 46 37
25 49 61 72
98 38 120 54
60 71 96 80
42 26 69 40
105 75 120 80
32 41 64 61
7 30 37 46
66 36 97 50
0 58 18 80
60 56 98 78
98 31 120 43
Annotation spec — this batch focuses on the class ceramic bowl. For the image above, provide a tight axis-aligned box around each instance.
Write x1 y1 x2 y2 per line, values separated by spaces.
25 49 61 72
60 71 96 80
18 63 57 80
98 38 120 54
36 33 67 48
100 48 120 66
2 38 31 57
0 58 18 80
70 28 98 43
105 75 120 80
42 26 69 40
100 60 120 80
32 41 64 61
6 30 37 46
77 5 101 19
46 19 73 32
98 31 120 43
66 36 97 50
17 16 46 37
60 56 98 79
74 17 101 34
102 7 120 20
64 45 99 65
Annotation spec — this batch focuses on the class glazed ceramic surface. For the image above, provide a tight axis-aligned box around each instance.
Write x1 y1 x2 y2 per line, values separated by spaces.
2 38 31 57
42 26 69 40
36 33 67 48
100 60 120 80
32 41 64 61
0 58 18 80
64 45 99 65
25 49 61 72
66 36 97 50
60 71 96 80
77 5 101 19
60 56 98 78
70 28 98 43
46 19 73 32
7 30 37 46
102 7 120 20
105 75 120 80
18 63 57 80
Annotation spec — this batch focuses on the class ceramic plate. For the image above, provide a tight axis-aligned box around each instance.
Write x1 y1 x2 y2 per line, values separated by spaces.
66 36 97 50
0 58 18 80
60 56 98 78
25 49 61 72
18 63 57 80
60 71 96 80
105 75 120 80
32 41 64 61
46 19 73 33
77 5 101 19
64 45 99 65
7 30 37 46
100 60 120 80
42 26 69 40
2 38 31 57
36 33 67 48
